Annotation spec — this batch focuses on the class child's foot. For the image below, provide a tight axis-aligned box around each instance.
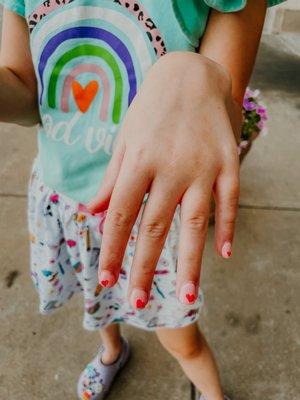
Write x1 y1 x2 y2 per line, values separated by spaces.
77 337 130 400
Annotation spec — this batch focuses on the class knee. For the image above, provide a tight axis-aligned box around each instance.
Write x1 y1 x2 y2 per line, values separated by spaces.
159 329 205 361
168 339 203 361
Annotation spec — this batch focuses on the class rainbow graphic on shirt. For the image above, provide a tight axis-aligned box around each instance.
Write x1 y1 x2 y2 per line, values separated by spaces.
29 0 166 125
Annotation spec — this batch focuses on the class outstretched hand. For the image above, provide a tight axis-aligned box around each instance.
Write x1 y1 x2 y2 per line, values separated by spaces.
88 52 241 309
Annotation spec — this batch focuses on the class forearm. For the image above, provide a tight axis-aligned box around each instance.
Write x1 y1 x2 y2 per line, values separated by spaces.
0 66 40 126
200 0 267 104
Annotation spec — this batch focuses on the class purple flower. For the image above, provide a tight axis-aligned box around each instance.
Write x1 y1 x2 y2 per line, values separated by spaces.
245 88 254 98
257 106 268 120
257 120 264 130
239 140 249 149
243 86 269 139
243 98 256 111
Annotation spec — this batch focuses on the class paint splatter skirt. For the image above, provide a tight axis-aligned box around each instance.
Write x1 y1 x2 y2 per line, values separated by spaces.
28 163 203 331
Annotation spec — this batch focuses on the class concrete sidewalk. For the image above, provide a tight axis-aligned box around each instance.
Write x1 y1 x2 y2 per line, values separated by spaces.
0 35 299 400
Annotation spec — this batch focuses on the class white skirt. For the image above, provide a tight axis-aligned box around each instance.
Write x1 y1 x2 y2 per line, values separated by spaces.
28 163 203 331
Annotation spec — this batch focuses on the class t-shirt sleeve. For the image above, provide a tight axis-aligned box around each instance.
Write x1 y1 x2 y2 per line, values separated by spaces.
267 0 286 6
0 0 25 17
204 0 287 12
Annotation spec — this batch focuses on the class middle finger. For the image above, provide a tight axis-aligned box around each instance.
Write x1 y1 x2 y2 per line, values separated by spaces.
128 178 184 309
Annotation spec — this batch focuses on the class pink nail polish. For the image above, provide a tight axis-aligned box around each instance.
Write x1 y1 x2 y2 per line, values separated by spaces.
222 241 232 259
99 270 115 288
179 282 197 305
130 288 148 310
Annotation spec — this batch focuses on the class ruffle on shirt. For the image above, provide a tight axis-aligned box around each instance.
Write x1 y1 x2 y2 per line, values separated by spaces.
171 0 286 49
0 0 25 17
204 0 286 13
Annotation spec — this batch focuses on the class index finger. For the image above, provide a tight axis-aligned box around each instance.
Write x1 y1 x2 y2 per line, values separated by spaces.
98 155 151 288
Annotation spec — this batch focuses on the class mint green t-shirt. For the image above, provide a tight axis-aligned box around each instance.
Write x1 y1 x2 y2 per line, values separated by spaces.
1 0 285 203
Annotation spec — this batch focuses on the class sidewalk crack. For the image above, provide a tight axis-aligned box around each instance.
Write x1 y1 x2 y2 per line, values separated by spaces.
0 193 27 198
191 383 197 400
239 204 300 212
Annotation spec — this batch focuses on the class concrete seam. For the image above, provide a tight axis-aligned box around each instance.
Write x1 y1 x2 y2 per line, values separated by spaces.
0 193 27 198
238 204 300 212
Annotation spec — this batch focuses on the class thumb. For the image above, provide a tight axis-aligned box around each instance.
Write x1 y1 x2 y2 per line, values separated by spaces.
87 136 125 213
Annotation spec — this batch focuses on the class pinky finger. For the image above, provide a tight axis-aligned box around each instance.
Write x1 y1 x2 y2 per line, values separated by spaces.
214 170 240 259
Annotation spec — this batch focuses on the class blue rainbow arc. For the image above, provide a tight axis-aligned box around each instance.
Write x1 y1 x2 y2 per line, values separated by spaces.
38 26 137 108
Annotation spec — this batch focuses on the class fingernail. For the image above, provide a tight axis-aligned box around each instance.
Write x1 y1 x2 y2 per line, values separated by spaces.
179 282 197 305
99 270 116 288
130 288 148 310
222 241 232 259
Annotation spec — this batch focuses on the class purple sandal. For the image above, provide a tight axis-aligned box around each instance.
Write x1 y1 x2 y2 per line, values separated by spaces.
77 337 130 400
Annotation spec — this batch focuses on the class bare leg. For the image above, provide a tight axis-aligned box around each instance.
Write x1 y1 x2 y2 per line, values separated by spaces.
156 323 224 400
100 323 122 365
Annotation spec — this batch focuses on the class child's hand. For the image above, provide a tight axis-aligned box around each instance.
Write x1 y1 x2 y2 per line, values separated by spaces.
88 52 240 307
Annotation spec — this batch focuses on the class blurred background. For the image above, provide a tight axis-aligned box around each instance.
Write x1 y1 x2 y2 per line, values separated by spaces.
0 1 299 399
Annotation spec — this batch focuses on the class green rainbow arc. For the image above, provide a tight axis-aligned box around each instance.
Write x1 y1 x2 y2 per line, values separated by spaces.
48 44 123 124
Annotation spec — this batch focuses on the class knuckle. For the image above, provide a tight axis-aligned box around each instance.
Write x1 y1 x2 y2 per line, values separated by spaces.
228 194 239 211
230 180 240 198
128 146 148 166
139 263 155 278
131 264 155 289
219 206 237 226
220 186 239 212
109 210 132 229
142 220 168 240
219 206 237 227
186 214 208 233
223 218 235 229
182 255 201 271
102 253 120 270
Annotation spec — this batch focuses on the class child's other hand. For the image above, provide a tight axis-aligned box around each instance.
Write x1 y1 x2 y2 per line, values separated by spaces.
88 52 240 307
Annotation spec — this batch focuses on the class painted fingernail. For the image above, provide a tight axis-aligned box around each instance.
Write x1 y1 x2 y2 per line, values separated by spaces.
99 270 115 288
130 288 148 310
179 282 197 305
222 241 232 259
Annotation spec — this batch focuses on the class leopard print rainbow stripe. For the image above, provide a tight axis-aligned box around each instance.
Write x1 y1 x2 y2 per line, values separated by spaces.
29 0 166 124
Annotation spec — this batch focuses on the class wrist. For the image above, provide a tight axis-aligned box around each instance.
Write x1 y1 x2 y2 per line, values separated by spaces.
151 51 232 97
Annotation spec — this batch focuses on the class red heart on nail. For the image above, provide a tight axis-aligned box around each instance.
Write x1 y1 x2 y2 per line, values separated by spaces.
186 293 196 303
136 299 146 309
101 280 109 287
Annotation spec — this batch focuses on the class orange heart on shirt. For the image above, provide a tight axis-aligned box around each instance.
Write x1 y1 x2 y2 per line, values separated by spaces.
72 80 99 113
